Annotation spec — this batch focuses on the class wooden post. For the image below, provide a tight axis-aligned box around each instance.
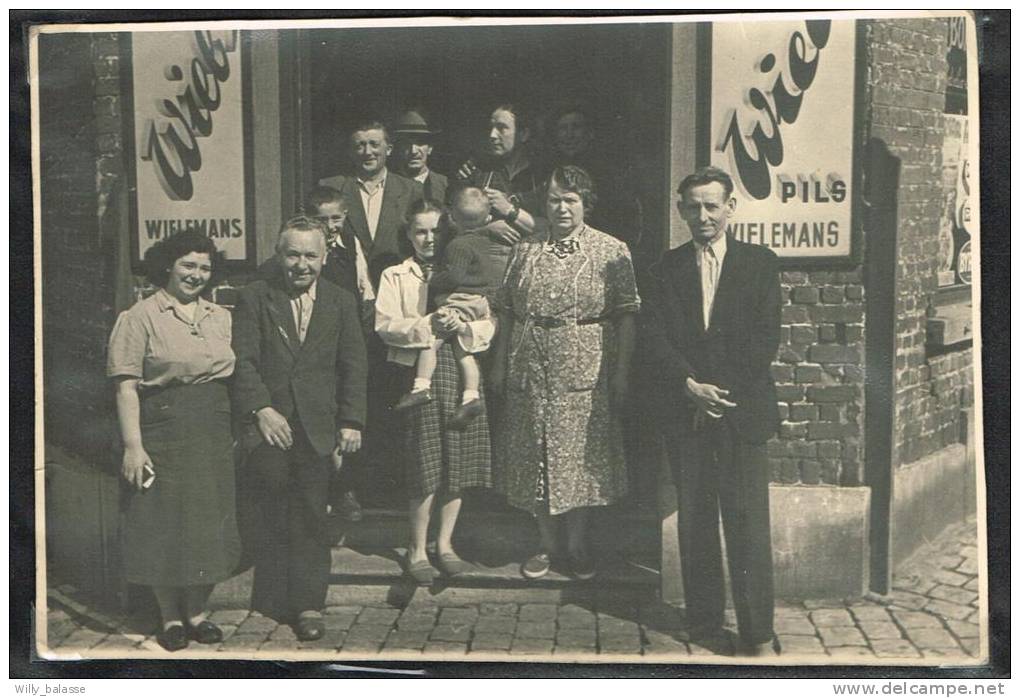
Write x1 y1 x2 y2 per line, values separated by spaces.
863 138 900 594
656 22 701 604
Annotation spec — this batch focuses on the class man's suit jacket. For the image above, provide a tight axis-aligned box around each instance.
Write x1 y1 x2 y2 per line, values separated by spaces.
422 171 448 205
318 172 424 288
639 237 781 444
231 275 368 457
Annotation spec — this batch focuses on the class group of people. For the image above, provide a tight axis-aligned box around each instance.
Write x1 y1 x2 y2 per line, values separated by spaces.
107 102 783 659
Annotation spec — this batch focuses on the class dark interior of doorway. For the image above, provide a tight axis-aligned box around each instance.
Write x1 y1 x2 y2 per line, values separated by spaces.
306 22 672 512
307 21 671 265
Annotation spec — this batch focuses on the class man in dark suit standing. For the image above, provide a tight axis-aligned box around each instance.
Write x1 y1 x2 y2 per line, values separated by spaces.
640 166 781 657
392 108 449 205
319 121 424 288
232 217 367 641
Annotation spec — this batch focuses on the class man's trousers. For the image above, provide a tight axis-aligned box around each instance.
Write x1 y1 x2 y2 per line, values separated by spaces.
668 417 775 644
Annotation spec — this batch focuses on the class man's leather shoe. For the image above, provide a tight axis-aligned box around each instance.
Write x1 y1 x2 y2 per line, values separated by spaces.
688 628 737 656
157 623 189 652
186 619 223 644
739 635 782 657
295 614 325 641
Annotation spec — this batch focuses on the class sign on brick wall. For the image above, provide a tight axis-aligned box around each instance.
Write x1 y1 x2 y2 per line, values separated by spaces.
945 16 968 115
709 19 857 261
127 30 252 265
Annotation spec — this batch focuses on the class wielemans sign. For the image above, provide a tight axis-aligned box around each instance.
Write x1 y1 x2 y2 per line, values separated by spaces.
710 19 857 260
129 30 251 263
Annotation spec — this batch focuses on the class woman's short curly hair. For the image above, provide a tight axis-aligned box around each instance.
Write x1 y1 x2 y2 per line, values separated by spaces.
547 165 598 215
143 231 223 289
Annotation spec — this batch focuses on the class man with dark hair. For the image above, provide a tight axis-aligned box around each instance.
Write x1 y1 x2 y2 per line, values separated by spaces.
320 120 424 288
320 121 424 501
640 165 781 657
393 108 449 205
232 218 367 641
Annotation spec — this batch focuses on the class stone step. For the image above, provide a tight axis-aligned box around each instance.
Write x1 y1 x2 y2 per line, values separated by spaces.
330 545 660 589
200 567 663 612
332 507 660 555
207 546 661 611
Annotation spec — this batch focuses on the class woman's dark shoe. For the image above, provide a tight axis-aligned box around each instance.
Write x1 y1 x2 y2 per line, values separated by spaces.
448 398 484 431
404 557 439 586
437 552 473 577
186 619 223 644
393 389 432 412
568 552 596 581
157 623 189 652
295 614 325 642
521 552 552 580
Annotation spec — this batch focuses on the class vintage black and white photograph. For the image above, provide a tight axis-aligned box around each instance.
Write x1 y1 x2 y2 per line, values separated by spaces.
30 10 988 666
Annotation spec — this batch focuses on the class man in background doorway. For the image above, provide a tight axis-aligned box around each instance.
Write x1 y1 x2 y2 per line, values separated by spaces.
545 103 643 251
320 121 424 288
320 121 424 507
393 108 449 205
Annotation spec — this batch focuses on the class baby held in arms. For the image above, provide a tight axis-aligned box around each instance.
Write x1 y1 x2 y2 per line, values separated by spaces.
393 186 512 430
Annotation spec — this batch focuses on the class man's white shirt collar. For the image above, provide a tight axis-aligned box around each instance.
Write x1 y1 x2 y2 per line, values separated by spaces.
694 233 728 264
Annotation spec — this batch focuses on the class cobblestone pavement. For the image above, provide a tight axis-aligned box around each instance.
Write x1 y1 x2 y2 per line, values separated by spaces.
41 518 982 663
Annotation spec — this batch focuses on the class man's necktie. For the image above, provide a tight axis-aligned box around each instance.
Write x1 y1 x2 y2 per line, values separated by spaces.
296 294 311 343
703 245 718 330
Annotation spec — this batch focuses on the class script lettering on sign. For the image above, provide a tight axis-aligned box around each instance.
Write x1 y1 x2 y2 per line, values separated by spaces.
710 20 856 259
131 30 249 262
719 20 832 201
139 31 238 201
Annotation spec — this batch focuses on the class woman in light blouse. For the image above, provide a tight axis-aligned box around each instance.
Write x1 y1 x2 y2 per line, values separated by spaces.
375 199 493 585
107 231 240 652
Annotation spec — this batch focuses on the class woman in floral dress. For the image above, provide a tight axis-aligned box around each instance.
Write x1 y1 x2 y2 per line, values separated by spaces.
490 165 640 580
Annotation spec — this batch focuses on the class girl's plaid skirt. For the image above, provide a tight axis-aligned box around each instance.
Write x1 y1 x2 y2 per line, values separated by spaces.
403 342 492 498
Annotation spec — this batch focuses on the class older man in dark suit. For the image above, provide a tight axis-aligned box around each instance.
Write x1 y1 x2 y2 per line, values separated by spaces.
232 217 367 641
640 166 781 657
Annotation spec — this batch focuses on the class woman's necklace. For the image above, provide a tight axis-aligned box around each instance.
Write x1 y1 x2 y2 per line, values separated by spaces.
546 225 584 258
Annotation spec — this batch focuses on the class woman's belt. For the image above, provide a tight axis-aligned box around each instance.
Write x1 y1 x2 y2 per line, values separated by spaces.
516 313 609 329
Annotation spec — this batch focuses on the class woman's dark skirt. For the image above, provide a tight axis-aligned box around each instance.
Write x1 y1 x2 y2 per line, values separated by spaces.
122 380 241 587
403 342 492 498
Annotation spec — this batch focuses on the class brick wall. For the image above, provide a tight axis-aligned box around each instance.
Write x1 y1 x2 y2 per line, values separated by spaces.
766 17 977 485
40 33 121 460
768 270 866 486
865 17 973 467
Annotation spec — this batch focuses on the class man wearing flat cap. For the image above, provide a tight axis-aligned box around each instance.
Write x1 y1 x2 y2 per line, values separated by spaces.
393 108 448 204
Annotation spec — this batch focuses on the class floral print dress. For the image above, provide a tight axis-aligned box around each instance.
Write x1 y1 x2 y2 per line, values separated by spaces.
495 225 640 515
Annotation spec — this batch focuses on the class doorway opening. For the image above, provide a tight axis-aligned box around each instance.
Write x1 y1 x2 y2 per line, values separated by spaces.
305 22 673 514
